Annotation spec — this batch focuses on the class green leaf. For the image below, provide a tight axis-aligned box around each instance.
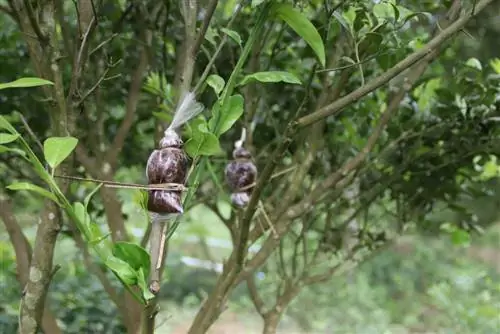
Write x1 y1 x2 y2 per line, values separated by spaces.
209 94 244 136
185 118 222 157
43 136 78 169
207 74 225 96
204 27 218 46
490 58 500 74
112 242 151 275
185 132 222 157
221 28 242 46
273 4 326 67
7 182 59 203
465 57 482 71
84 183 103 210
451 229 471 246
0 145 21 155
0 77 54 90
373 3 392 20
104 256 137 286
481 157 498 180
251 0 265 7
0 116 18 134
238 71 302 86
73 202 92 239
137 267 155 301
390 3 400 22
0 133 20 144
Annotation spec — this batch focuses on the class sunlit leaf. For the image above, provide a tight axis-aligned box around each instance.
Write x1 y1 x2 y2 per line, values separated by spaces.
238 71 302 86
0 77 54 90
273 4 326 67
465 58 482 71
43 136 78 169
481 157 498 180
451 229 471 246
490 58 500 74
7 182 59 203
207 74 225 96
0 133 19 144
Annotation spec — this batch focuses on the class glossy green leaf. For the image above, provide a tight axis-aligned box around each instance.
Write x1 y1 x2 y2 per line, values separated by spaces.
221 28 242 46
185 132 221 157
185 118 222 157
209 94 244 136
0 116 17 134
207 74 225 96
7 182 59 203
0 77 54 90
43 136 78 169
238 71 301 86
137 267 155 301
112 242 151 275
465 58 482 71
0 133 19 144
104 256 137 285
273 4 325 67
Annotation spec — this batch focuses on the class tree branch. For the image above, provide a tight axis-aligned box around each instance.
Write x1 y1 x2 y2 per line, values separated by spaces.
246 275 266 315
192 0 218 57
0 198 62 334
22 0 47 44
296 0 494 128
286 0 466 221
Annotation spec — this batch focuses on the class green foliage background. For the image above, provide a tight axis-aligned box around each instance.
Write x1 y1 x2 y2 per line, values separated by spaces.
1 0 500 333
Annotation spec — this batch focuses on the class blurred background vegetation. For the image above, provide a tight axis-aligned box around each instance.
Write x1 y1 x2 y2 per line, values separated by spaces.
1 0 500 333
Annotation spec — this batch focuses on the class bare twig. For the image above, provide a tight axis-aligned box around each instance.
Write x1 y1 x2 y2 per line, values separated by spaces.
18 112 43 152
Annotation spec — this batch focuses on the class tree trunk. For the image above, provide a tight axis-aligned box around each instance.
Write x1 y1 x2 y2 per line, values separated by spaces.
262 312 282 334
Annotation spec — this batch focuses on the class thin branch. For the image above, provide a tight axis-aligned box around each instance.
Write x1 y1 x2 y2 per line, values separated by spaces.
286 0 466 221
0 4 12 15
22 0 47 44
246 275 266 315
18 112 43 152
296 0 493 128
192 0 218 57
66 14 97 105
193 3 243 94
